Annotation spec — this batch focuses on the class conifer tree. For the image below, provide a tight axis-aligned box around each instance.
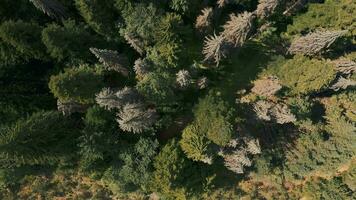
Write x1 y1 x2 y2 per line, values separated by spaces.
95 87 142 110
74 0 117 38
90 48 129 76
329 77 356 91
0 111 77 167
288 30 347 56
221 12 255 47
133 58 151 79
203 33 228 65
333 59 356 75
57 99 87 116
256 0 279 19
195 7 213 34
251 76 282 97
117 103 158 133
29 0 68 20
176 69 191 88
49 65 104 104
42 20 105 62
0 20 47 60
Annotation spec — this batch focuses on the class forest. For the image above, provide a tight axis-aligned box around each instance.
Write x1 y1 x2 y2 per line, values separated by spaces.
0 0 355 199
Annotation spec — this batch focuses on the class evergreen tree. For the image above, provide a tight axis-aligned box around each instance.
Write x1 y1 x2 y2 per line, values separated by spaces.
0 20 47 60
74 0 118 39
29 0 68 20
0 111 77 167
49 65 104 104
42 20 105 62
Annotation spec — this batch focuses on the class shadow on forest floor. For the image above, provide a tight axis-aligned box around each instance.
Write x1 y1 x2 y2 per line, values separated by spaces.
215 42 276 103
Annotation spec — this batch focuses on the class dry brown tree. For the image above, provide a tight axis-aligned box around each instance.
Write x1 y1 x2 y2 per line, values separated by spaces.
221 12 255 47
95 88 121 110
253 100 296 124
117 103 158 134
90 48 129 76
195 7 214 34
288 30 348 56
256 0 279 19
197 76 209 89
57 99 87 116
124 32 145 55
95 87 142 110
253 100 272 121
176 70 191 88
251 76 282 97
283 0 308 16
133 58 151 79
29 0 68 20
329 77 356 91
269 103 297 124
203 33 228 65
333 59 356 75
217 0 230 8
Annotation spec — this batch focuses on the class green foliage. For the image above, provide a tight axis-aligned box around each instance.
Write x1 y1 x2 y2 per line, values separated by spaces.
105 138 159 191
296 176 354 200
284 92 355 180
74 0 118 39
194 93 234 146
78 106 118 170
136 71 176 106
180 123 212 163
42 20 105 62
180 93 234 162
286 0 356 36
149 139 188 199
49 65 104 104
0 20 46 60
266 55 335 95
0 111 77 167
118 3 160 48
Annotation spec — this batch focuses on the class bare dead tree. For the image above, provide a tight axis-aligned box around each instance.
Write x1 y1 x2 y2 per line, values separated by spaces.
124 32 145 55
195 7 214 34
269 103 297 124
57 99 87 116
29 0 68 20
244 137 261 155
288 30 348 56
203 33 228 65
283 0 308 16
253 100 272 121
197 76 209 89
221 12 255 47
253 100 296 124
333 59 356 75
133 58 151 78
90 48 129 76
117 103 158 133
256 0 279 19
176 70 191 88
96 87 142 110
95 88 121 110
251 76 282 97
329 77 356 91
217 0 230 8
